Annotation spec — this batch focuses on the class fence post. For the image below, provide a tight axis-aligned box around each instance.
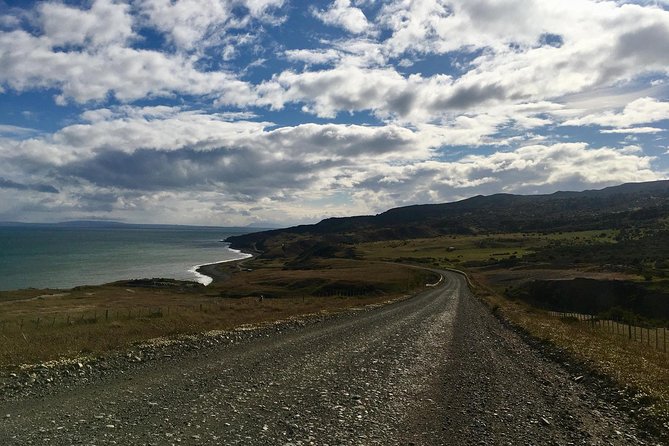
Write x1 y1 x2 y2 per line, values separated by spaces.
105 309 109 321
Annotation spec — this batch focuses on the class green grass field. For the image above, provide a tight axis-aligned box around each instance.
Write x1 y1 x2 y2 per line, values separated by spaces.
356 230 620 267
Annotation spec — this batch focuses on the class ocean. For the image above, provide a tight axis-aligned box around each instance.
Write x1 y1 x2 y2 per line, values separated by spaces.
0 224 255 291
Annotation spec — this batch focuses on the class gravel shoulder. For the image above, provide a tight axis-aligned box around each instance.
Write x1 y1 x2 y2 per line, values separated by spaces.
0 271 662 445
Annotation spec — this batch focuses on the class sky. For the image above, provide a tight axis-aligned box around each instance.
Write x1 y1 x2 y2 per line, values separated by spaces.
0 0 668 227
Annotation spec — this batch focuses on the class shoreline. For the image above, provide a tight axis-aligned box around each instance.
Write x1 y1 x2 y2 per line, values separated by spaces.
0 247 253 293
192 248 253 286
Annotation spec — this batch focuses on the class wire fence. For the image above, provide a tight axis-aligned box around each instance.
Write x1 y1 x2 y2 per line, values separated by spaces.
0 303 229 333
548 311 668 354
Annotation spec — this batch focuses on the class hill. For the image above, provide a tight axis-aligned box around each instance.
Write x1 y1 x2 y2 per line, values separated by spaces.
227 180 669 252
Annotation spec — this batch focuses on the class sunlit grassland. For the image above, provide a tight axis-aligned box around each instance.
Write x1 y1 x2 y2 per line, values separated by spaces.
355 230 619 266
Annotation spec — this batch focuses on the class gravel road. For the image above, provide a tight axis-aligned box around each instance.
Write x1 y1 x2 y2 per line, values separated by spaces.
0 271 662 445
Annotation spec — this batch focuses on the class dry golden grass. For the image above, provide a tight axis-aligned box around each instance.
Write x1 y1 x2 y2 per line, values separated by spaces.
0 295 405 367
471 272 669 419
0 259 434 367
210 258 435 297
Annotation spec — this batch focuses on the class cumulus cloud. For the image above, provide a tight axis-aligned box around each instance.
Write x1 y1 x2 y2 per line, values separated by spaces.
0 103 661 224
313 0 372 34
347 143 660 211
0 28 248 103
0 0 284 103
252 65 415 118
246 65 564 129
260 0 669 123
138 0 284 50
0 0 667 224
0 177 58 194
6 110 434 169
450 144 657 191
562 97 669 128
38 0 134 48
600 127 665 134
232 1 669 123
284 49 342 66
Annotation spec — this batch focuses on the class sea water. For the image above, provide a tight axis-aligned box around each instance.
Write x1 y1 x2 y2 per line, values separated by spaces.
0 225 255 291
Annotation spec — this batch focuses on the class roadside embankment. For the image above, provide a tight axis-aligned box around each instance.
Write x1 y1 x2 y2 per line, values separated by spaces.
469 271 669 441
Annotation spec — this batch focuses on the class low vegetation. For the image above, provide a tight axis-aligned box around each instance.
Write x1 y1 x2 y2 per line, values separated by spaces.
0 258 436 367
210 257 437 298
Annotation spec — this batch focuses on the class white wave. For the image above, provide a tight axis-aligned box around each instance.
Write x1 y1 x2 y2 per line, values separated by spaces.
189 246 253 286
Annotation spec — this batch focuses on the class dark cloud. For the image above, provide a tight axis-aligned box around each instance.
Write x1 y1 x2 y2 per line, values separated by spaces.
0 177 59 193
265 124 415 157
615 23 669 65
599 23 669 83
71 191 120 212
387 90 418 118
431 83 507 111
62 146 338 199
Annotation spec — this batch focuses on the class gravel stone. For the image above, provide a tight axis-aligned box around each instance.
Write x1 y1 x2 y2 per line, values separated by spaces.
0 271 663 445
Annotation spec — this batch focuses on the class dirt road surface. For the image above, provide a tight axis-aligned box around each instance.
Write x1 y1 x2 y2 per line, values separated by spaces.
0 271 661 445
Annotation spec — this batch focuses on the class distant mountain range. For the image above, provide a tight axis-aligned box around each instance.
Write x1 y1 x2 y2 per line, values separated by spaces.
0 220 274 232
227 180 669 250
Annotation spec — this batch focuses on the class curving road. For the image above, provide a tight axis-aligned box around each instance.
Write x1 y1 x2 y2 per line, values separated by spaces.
0 271 658 445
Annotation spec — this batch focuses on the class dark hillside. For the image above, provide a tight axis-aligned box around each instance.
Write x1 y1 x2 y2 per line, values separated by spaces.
227 180 669 251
